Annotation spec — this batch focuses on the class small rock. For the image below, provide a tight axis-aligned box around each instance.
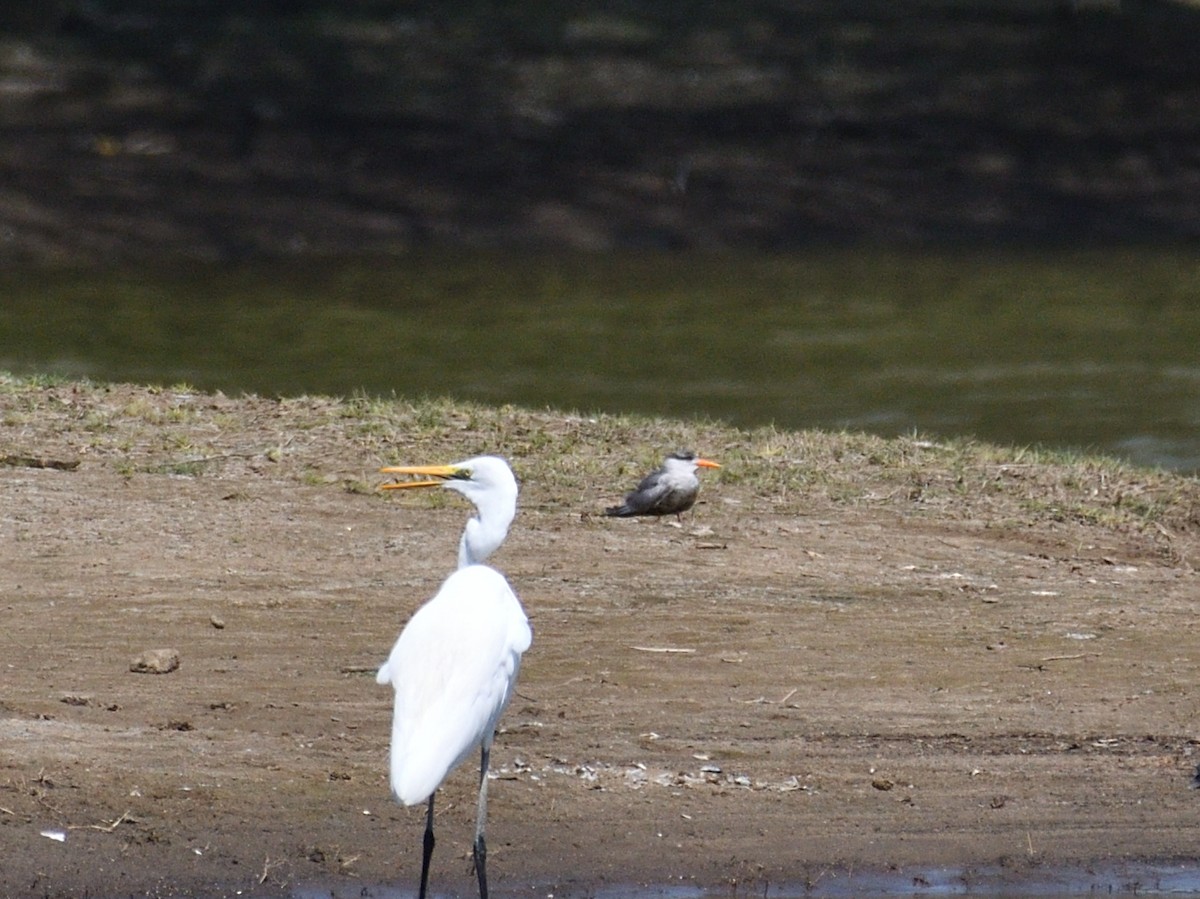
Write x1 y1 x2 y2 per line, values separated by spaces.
130 648 181 674
209 615 226 629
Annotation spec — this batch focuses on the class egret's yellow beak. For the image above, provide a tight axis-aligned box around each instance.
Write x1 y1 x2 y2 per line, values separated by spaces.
696 458 721 470
379 464 469 491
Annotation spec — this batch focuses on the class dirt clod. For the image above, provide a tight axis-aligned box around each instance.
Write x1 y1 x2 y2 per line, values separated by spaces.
128 648 181 674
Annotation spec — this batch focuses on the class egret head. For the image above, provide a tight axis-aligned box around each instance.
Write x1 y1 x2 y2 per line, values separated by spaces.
380 455 518 567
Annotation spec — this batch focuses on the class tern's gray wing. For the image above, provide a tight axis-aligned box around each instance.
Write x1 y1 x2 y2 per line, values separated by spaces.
605 468 669 516
633 466 669 493
606 468 698 517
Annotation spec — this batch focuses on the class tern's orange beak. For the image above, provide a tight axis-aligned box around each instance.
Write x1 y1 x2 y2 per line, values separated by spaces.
379 464 467 491
695 458 721 470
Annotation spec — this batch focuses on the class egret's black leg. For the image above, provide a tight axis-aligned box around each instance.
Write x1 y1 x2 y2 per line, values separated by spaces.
473 746 491 899
419 794 435 899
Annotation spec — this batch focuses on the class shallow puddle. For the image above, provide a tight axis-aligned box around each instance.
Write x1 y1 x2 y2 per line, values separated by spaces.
295 860 1200 898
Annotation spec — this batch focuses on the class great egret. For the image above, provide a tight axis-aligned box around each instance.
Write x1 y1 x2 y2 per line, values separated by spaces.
605 450 721 519
376 456 531 899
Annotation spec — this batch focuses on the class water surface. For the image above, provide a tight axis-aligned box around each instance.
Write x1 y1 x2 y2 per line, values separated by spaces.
295 858 1200 898
2 249 1198 471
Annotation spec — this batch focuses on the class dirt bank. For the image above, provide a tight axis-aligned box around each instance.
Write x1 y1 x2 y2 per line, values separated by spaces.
2 379 1199 897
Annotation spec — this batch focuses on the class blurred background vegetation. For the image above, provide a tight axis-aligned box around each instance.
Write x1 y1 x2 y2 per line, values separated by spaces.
3 0 1200 261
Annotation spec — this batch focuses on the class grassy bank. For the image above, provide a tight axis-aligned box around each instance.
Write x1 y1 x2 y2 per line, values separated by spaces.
3 373 1196 558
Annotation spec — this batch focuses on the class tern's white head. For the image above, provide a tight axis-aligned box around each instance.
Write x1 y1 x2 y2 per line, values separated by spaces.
662 451 721 477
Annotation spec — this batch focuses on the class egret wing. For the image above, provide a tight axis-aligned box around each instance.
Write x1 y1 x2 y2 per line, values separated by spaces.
379 565 530 805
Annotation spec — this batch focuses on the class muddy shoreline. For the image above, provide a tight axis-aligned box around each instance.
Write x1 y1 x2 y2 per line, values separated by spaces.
2 382 1199 897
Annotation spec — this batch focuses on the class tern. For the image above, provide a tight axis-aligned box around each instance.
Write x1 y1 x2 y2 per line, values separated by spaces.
605 450 721 520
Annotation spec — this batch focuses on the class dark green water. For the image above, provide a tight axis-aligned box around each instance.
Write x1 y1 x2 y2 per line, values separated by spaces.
3 249 1199 472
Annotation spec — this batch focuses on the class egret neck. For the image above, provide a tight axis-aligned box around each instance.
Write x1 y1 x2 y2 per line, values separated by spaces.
458 486 516 567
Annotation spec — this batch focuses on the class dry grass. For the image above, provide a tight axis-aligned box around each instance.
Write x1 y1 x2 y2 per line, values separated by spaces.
3 372 1198 546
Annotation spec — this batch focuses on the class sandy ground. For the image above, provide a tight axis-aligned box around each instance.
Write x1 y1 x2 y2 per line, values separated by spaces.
2 383 1199 898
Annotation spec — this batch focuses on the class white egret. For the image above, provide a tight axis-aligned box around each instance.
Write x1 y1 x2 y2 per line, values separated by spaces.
376 456 531 899
605 450 721 519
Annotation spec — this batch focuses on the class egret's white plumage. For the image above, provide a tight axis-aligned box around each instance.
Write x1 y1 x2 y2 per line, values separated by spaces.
447 462 517 568
376 455 530 899
375 564 530 805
